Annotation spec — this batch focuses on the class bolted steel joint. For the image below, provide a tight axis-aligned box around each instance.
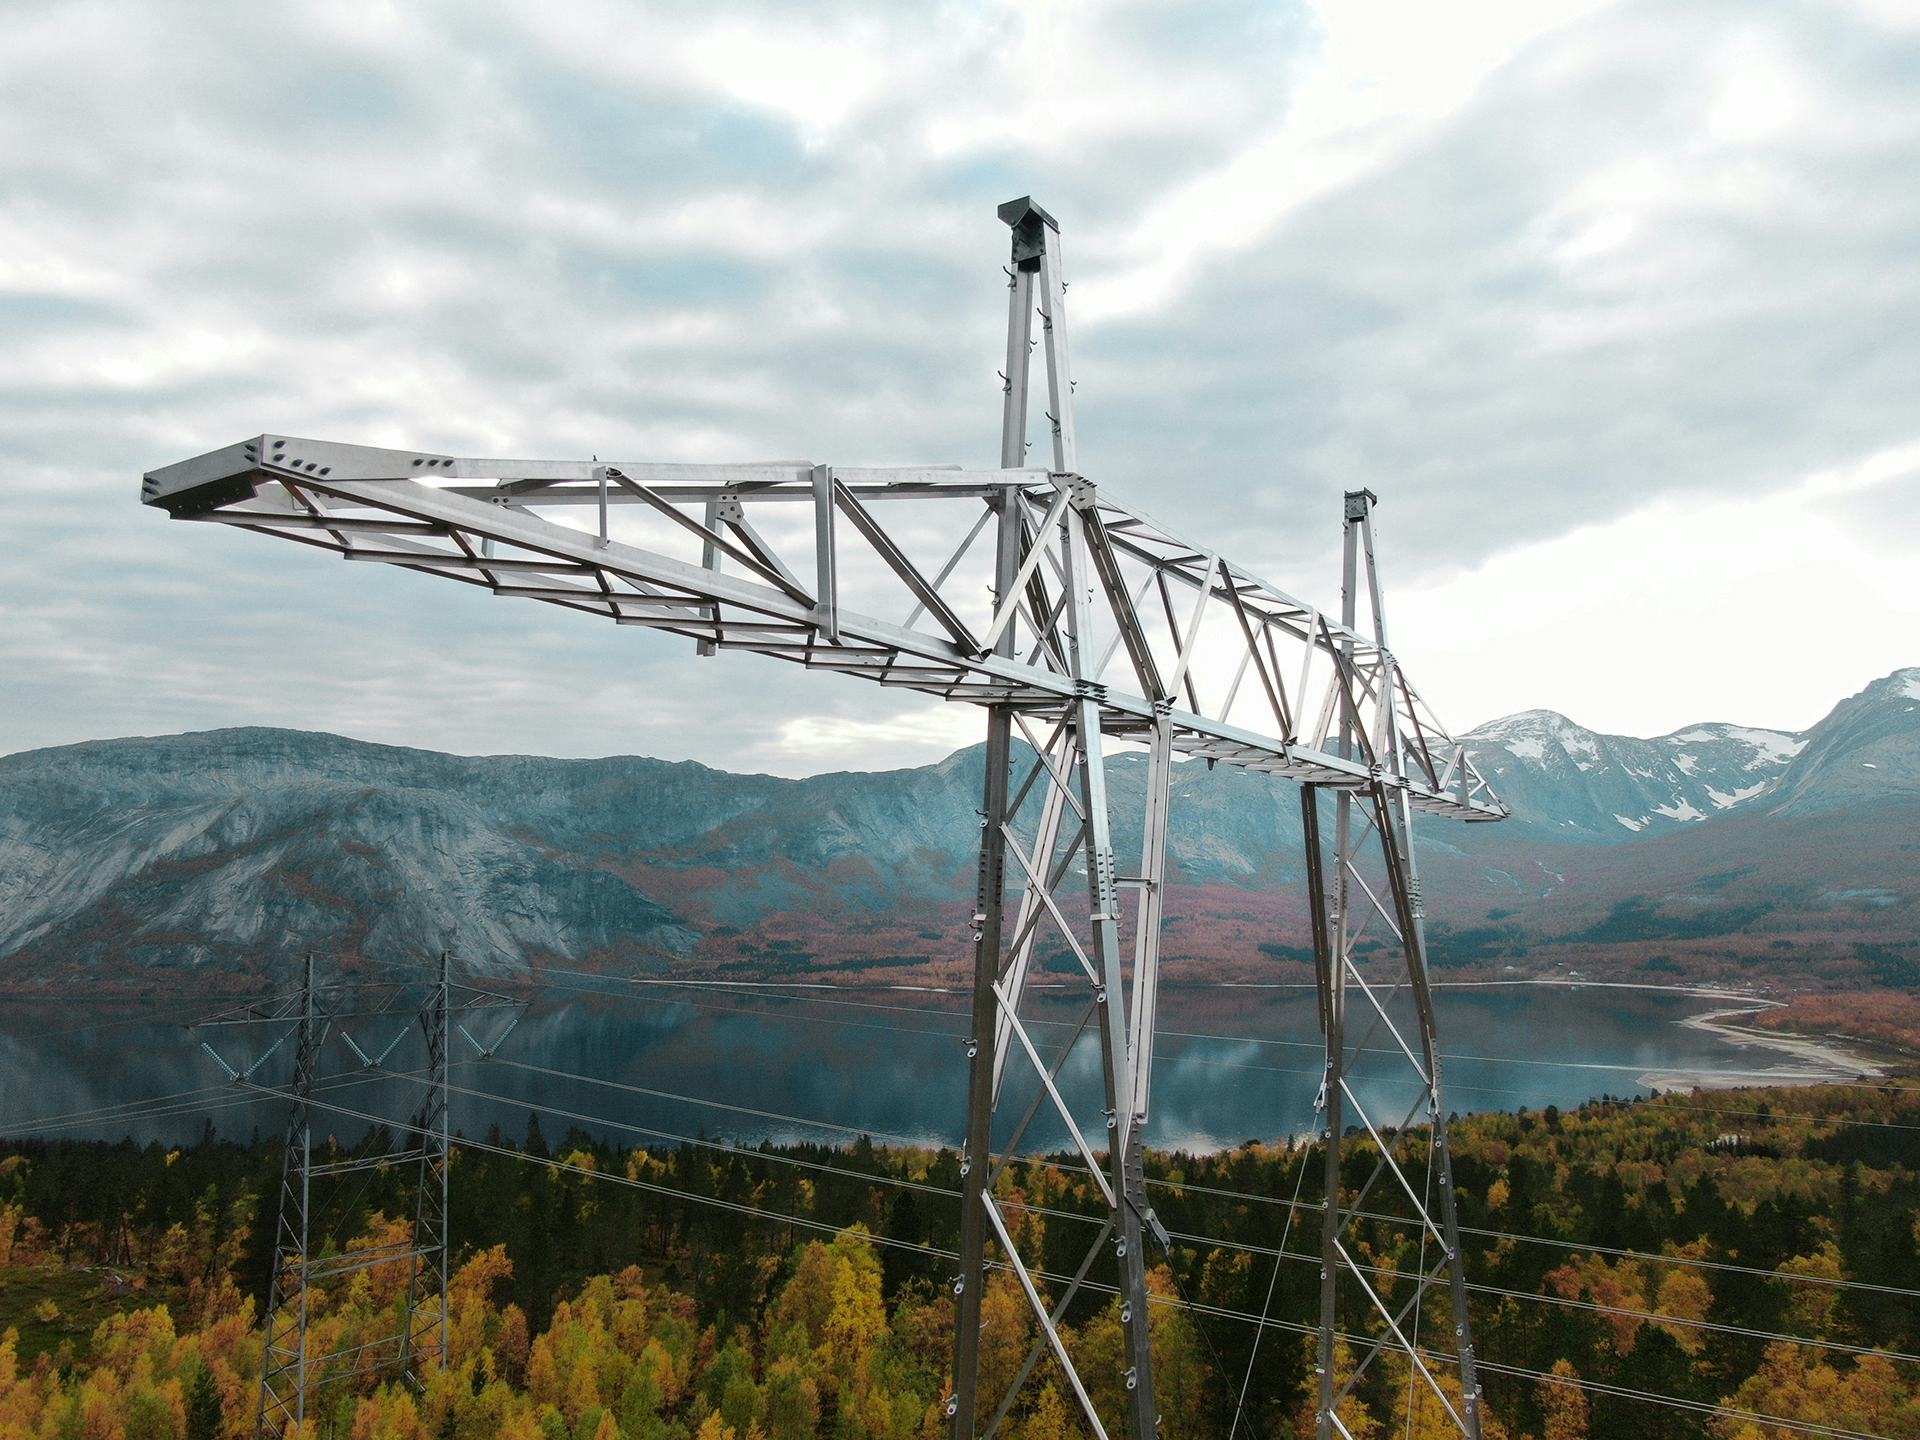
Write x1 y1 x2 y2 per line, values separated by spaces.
1055 471 1098 510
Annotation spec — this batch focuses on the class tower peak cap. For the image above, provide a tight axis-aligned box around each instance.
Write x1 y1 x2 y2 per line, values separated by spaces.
997 196 1060 232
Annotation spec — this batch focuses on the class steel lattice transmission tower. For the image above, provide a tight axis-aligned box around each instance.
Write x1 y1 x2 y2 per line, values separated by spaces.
195 952 519 1437
145 198 1505 1440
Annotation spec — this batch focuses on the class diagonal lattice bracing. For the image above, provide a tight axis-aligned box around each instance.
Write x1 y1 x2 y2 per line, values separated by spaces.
145 196 1504 1440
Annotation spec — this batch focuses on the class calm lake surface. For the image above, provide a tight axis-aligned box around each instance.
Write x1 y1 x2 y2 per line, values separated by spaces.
0 983 1793 1155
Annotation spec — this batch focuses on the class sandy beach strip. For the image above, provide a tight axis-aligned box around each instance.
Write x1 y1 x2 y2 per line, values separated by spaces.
1637 1003 1888 1092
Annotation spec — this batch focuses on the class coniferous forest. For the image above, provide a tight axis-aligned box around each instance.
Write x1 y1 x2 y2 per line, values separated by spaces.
1 1082 1917 1439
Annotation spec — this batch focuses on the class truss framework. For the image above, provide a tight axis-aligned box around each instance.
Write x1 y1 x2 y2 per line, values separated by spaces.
1301 493 1485 1440
146 197 1503 1439
195 954 520 1437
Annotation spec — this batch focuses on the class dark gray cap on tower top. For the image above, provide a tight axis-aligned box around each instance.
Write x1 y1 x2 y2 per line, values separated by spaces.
998 195 1058 271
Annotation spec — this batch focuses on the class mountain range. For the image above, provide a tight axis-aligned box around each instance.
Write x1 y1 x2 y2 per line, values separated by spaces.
2 667 1916 997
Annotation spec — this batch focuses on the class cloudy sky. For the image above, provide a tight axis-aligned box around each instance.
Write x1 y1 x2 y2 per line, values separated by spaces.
3 0 1917 774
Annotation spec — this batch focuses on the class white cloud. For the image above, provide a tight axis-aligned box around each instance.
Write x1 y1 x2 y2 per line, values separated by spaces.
0 0 1916 771
771 709 985 765
1083 0 1616 322
1394 441 1920 737
1706 34 1810 145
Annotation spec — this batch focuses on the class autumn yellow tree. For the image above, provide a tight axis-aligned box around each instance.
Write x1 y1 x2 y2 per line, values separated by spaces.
1290 1337 1382 1440
1714 1343 1919 1439
1541 1359 1588 1440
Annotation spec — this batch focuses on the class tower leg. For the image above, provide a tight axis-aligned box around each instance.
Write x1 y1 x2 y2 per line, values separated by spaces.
399 949 451 1387
952 704 1014 1435
1375 787 1484 1438
1071 696 1158 1440
1303 790 1343 1440
258 953 319 1439
1306 489 1484 1440
951 254 1032 1433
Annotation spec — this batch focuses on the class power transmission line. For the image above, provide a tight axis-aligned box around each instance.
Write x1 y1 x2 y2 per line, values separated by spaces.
15 1037 1913 1318
489 960 1920 1131
513 960 1909 1093
255 1077 1905 1440
484 1055 951 1150
383 1056 1920 1373
0 1067 442 1138
18 971 1910 1426
1144 1176 1920 1302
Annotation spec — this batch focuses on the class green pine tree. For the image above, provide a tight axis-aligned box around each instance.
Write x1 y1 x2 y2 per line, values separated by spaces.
184 1363 224 1440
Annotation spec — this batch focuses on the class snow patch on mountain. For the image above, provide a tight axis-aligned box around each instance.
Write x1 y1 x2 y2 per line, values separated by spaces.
1721 727 1806 766
1668 726 1803 767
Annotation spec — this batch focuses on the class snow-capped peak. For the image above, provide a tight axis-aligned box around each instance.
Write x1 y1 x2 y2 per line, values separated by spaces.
1471 708 1586 739
1461 707 1804 839
1468 711 1600 765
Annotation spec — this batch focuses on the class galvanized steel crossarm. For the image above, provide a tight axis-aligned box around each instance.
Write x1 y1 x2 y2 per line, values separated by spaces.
141 438 1503 821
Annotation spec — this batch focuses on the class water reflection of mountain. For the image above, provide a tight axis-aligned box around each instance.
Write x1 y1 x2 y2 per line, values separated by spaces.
0 986 1829 1153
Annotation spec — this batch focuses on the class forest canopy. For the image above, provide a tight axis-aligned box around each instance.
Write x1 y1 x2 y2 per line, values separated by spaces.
1 1080 1918 1439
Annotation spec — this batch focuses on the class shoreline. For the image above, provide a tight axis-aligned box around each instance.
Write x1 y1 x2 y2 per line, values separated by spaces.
1639 1003 1887 1091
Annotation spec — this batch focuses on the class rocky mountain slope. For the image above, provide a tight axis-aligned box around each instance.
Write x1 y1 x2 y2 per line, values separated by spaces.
2 669 1915 995
1467 711 1804 839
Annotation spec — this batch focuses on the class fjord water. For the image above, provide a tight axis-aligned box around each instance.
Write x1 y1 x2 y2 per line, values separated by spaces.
1 984 1789 1153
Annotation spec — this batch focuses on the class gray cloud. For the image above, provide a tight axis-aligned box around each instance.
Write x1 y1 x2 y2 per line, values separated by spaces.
1 0 1915 770
1077 1 1920 584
